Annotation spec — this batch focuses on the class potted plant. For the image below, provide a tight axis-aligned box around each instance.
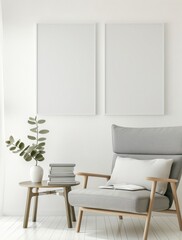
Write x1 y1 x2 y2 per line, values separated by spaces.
5 116 49 183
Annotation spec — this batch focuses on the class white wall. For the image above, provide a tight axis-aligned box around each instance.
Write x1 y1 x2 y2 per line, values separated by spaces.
0 0 4 216
2 0 182 215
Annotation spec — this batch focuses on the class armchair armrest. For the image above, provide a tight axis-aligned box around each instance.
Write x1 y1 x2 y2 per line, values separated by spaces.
146 176 181 226
76 172 111 188
146 177 178 183
76 172 111 179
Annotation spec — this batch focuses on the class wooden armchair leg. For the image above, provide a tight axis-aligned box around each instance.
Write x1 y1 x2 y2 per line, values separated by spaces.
170 182 182 231
143 181 157 240
76 208 83 232
143 215 152 240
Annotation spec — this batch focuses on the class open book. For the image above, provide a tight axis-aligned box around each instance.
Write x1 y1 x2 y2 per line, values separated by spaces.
99 184 146 191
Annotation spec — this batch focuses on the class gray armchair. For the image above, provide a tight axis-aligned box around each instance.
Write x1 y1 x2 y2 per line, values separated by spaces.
68 125 182 240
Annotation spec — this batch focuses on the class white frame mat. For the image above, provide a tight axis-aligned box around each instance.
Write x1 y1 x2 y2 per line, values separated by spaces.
37 24 96 115
105 23 164 115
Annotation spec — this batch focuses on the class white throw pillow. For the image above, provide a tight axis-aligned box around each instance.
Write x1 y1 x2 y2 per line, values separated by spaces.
107 157 173 194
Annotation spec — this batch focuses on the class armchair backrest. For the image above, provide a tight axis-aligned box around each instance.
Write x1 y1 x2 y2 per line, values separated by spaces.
112 125 182 206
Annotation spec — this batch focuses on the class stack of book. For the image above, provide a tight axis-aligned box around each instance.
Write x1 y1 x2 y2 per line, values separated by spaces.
48 163 76 185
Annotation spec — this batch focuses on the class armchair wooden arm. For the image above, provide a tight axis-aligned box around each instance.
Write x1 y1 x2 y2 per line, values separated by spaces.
76 172 110 179
146 176 182 231
146 177 178 183
76 172 111 188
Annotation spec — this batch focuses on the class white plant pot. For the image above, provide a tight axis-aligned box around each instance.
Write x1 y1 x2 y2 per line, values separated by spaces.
30 165 43 183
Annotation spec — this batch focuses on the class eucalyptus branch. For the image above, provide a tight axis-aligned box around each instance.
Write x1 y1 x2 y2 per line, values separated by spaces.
6 116 49 164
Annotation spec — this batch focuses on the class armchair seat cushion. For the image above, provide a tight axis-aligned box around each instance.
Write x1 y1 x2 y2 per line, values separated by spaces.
68 188 170 213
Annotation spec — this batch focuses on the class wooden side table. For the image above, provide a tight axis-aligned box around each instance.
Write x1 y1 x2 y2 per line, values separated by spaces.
19 180 80 228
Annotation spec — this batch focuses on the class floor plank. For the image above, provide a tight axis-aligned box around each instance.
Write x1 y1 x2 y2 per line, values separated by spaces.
0 215 181 240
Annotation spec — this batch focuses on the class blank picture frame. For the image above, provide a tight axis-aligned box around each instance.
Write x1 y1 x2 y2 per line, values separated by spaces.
105 23 164 115
37 24 96 115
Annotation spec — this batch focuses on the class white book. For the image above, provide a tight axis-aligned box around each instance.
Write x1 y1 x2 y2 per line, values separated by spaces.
49 163 76 167
50 167 74 173
99 184 145 191
47 181 76 185
48 173 75 177
49 177 75 182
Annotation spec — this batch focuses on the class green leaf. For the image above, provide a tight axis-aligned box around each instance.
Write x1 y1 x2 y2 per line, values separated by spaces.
10 146 16 151
24 153 32 161
6 140 11 144
31 150 37 157
19 142 25 150
39 151 45 154
29 117 35 121
39 130 49 134
15 140 20 146
38 137 46 141
24 145 30 152
20 151 25 156
28 120 36 125
13 149 21 154
38 119 46 124
36 145 44 150
38 142 45 147
9 136 14 144
19 145 29 156
30 127 37 133
26 145 36 153
35 154 44 161
28 135 36 140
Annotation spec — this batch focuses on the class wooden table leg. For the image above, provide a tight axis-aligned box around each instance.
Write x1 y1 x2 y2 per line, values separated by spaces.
68 187 76 222
23 187 33 228
70 205 76 222
32 188 39 222
64 187 72 228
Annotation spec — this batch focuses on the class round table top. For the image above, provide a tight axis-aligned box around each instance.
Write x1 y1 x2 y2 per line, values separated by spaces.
19 180 80 188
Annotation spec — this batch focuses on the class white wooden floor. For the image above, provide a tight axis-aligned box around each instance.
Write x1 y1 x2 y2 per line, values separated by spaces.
0 215 182 240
